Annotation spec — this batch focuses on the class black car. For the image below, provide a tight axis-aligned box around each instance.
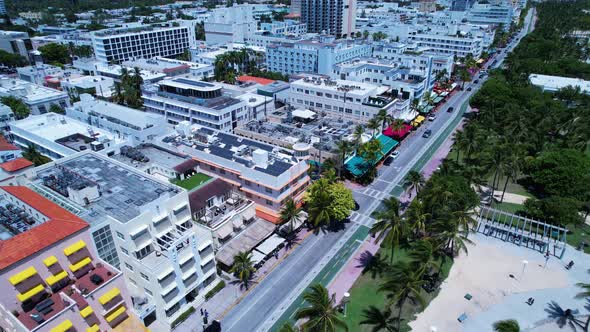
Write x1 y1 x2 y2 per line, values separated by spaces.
353 200 360 211
383 156 394 166
474 79 479 84
423 129 432 138
467 87 472 91
447 106 454 113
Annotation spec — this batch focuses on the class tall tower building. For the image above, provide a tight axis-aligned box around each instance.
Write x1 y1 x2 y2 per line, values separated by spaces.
0 0 6 16
451 0 475 11
291 0 302 16
301 0 356 38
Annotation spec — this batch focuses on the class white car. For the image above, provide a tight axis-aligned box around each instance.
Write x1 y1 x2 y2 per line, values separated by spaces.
428 115 436 121
392 151 400 159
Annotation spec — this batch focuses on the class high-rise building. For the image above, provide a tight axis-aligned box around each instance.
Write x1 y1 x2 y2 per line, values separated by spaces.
301 0 356 38
0 0 6 16
451 0 475 11
291 0 302 16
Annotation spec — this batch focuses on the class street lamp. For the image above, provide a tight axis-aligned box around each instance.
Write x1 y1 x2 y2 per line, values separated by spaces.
521 260 528 279
342 292 351 317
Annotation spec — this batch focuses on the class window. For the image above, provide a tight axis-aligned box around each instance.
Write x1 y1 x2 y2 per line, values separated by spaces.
265 199 273 206
129 278 137 286
265 187 272 194
125 262 134 271
145 288 153 297
135 245 153 260
140 272 150 281
116 231 125 240
121 247 129 256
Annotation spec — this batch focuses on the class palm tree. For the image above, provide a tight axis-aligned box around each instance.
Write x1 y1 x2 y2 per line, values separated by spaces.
360 306 399 332
499 153 523 203
230 251 255 290
359 139 383 166
389 119 405 135
352 125 365 151
452 208 477 233
409 239 439 275
366 117 382 138
278 322 298 332
435 220 473 256
421 91 434 109
356 251 388 278
370 197 406 262
306 179 333 229
434 69 448 84
452 129 466 162
294 284 348 332
379 262 426 332
376 109 394 130
334 140 353 178
458 67 471 90
410 98 421 113
280 198 301 234
23 145 50 166
405 170 425 195
493 319 520 332
405 200 430 237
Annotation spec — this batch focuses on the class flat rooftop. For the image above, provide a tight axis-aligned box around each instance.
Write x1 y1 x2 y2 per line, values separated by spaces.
71 96 165 130
291 75 389 96
122 58 190 73
36 153 180 223
529 73 590 93
0 77 67 103
111 144 187 171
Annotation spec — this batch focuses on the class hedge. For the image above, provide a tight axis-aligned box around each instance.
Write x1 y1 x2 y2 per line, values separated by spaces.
205 280 226 300
171 306 195 328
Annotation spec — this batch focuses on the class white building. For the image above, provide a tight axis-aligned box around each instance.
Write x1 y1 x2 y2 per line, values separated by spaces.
288 75 403 120
529 74 590 94
372 42 454 79
301 0 356 38
409 32 483 58
92 24 192 64
73 59 167 83
32 152 219 327
0 77 70 115
266 37 372 75
66 94 169 145
0 103 14 136
9 113 126 159
205 5 258 45
61 75 116 98
142 76 249 131
0 31 32 57
466 3 514 28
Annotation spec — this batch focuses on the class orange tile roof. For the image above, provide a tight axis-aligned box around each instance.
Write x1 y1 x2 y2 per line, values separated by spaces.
0 158 33 172
0 186 89 270
237 75 275 86
0 135 19 151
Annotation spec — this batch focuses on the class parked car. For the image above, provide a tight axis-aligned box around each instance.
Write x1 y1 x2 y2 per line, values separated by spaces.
428 115 436 121
447 107 454 113
467 87 472 91
474 79 479 84
353 200 360 211
423 129 432 138
383 156 394 166
391 151 400 159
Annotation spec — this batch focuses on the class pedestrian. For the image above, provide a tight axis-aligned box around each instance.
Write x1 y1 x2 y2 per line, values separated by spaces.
200 308 204 316
205 309 209 318
544 251 550 268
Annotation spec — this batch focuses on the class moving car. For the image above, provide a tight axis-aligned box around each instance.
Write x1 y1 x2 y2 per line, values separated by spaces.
447 107 454 113
423 129 432 138
467 87 472 91
474 79 479 84
353 200 360 211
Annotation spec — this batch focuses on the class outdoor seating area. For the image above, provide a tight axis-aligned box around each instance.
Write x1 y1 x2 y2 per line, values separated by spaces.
17 291 69 329
215 219 276 268
75 264 116 295
251 234 287 269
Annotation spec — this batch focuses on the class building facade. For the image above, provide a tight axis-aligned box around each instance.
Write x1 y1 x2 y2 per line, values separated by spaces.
301 0 357 37
0 31 32 57
0 78 70 115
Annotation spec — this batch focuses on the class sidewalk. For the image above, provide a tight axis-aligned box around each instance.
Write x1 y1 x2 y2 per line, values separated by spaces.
174 227 314 332
327 111 467 305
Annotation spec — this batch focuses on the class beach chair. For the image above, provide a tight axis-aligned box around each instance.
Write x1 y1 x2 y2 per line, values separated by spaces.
565 261 574 270
464 293 473 301
526 297 535 305
458 313 468 323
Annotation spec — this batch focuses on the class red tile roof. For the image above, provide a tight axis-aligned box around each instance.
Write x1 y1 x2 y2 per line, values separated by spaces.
0 136 19 152
0 158 33 172
0 186 89 270
237 75 275 86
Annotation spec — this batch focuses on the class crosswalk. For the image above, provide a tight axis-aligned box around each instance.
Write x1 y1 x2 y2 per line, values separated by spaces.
357 187 390 200
349 211 375 227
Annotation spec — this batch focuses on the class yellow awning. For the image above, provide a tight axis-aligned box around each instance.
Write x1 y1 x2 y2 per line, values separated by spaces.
80 305 94 318
43 255 58 267
46 270 69 286
86 325 100 332
69 257 92 272
415 115 426 123
105 305 126 323
64 240 87 256
16 284 45 302
9 266 37 286
50 319 73 332
98 287 121 305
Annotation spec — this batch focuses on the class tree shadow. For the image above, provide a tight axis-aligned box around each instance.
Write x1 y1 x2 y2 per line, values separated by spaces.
229 276 258 292
356 251 388 278
545 301 584 331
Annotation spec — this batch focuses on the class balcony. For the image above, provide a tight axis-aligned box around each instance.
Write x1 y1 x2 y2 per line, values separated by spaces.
196 194 252 229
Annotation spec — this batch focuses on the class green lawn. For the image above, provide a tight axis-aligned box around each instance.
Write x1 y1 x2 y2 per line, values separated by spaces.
565 223 590 254
492 201 525 214
171 173 212 190
342 246 453 332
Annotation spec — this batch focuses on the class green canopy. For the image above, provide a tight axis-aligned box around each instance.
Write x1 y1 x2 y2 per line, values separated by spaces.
345 134 399 177
433 96 444 104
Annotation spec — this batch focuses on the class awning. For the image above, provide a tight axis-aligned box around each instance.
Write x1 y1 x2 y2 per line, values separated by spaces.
440 91 449 97
182 268 197 281
433 96 444 104
87 325 100 332
279 211 307 233
378 134 399 156
105 306 126 323
98 287 121 305
64 240 87 256
255 234 284 255
17 284 45 302
157 267 175 281
216 223 233 239
46 270 69 286
43 256 58 267
251 251 266 265
173 159 198 173
420 105 435 114
383 124 412 139
232 216 243 229
9 266 37 286
69 257 92 272
80 305 94 318
215 219 275 266
50 319 73 332
160 284 177 297
292 109 316 119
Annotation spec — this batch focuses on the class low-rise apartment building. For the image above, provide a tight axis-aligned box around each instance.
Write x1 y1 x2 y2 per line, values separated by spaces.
0 78 70 115
288 75 403 120
32 152 219 328
0 31 32 57
408 32 484 58
158 128 310 223
66 94 169 146
466 3 514 28
0 185 140 332
143 76 249 131
266 37 373 75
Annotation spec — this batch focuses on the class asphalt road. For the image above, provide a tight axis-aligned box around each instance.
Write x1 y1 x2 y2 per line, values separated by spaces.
221 9 535 332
